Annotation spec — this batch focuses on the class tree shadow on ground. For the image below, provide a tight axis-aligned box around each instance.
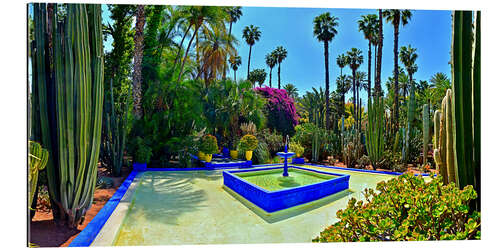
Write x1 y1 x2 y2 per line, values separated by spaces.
127 171 221 226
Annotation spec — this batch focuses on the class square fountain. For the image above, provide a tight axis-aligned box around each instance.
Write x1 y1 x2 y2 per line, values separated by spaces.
223 166 350 213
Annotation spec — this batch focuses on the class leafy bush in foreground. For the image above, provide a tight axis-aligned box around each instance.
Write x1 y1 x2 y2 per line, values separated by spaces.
313 174 480 242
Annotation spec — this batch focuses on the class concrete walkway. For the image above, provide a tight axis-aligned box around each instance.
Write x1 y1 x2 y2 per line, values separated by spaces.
94 165 395 246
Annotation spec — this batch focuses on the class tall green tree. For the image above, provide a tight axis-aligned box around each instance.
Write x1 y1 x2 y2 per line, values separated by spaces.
248 69 267 87
273 46 288 89
132 5 146 119
347 48 364 130
142 5 166 89
224 7 243 79
242 25 262 79
265 51 277 87
229 55 242 82
177 6 226 82
375 9 384 96
336 54 349 116
383 9 412 129
358 14 378 98
313 12 339 129
400 45 418 100
284 83 299 99
198 25 237 83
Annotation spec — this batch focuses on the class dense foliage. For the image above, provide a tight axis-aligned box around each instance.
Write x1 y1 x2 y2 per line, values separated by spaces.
200 134 219 155
255 87 299 136
239 134 259 151
313 174 480 242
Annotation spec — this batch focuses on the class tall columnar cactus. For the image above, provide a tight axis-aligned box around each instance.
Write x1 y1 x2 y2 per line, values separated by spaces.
311 111 320 162
32 3 104 228
402 83 416 163
101 79 131 177
28 141 49 212
365 95 384 168
451 11 480 210
433 90 456 185
422 104 430 165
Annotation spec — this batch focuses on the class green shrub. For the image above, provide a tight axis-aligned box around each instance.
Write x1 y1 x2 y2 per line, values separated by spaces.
239 134 258 152
200 134 219 155
259 128 283 154
133 137 153 163
253 141 271 164
289 141 304 157
313 174 480 242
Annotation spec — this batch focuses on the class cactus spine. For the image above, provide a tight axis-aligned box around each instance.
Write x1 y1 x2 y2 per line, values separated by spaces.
32 3 104 228
422 104 430 165
366 95 384 168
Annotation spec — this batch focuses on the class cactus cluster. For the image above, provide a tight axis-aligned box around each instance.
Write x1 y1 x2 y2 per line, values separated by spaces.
433 90 455 184
402 82 416 163
32 3 104 228
365 95 384 168
101 79 130 177
422 104 430 165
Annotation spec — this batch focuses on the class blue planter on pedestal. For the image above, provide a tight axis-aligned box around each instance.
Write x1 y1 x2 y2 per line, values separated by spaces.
222 147 230 158
133 162 147 171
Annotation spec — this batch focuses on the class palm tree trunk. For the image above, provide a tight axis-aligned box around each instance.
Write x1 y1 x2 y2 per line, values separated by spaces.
247 45 252 79
367 42 372 98
352 68 357 127
223 22 233 80
324 41 330 129
393 13 401 130
178 24 200 83
269 67 273 87
173 23 193 72
132 5 145 119
376 9 384 96
278 62 281 89
234 69 236 82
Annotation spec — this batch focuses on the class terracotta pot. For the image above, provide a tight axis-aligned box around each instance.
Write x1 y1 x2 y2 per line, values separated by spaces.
230 150 238 159
245 151 253 161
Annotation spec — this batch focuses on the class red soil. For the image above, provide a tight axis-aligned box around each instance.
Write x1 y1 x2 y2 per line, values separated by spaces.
29 165 131 247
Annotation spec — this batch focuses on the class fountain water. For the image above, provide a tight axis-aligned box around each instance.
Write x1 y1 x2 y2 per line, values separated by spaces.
276 135 295 177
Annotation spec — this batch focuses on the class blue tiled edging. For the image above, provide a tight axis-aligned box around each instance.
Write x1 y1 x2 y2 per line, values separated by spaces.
69 170 140 247
223 166 350 213
303 163 433 177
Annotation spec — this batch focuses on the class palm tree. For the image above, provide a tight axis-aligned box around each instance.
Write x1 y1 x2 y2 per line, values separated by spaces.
223 7 242 79
358 14 379 98
177 6 226 83
242 25 261 79
198 26 237 83
273 46 288 89
284 83 299 99
265 52 277 87
132 5 145 119
336 54 349 116
383 9 412 129
313 12 339 129
399 45 418 99
229 55 242 82
248 69 267 87
346 48 364 130
375 9 384 96
430 72 451 105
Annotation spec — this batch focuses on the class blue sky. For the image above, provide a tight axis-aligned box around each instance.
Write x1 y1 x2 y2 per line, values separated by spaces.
104 5 452 104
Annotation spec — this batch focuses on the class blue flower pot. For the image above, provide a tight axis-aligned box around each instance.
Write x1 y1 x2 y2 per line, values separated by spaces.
133 162 147 171
222 147 230 158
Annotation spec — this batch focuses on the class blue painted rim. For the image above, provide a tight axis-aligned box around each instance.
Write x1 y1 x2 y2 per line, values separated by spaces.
68 170 140 247
303 163 434 177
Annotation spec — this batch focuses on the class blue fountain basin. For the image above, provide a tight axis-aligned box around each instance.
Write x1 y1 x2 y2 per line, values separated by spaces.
276 152 296 158
223 166 350 213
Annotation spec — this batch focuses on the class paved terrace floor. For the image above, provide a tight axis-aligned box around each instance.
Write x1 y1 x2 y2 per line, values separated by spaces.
93 165 395 246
